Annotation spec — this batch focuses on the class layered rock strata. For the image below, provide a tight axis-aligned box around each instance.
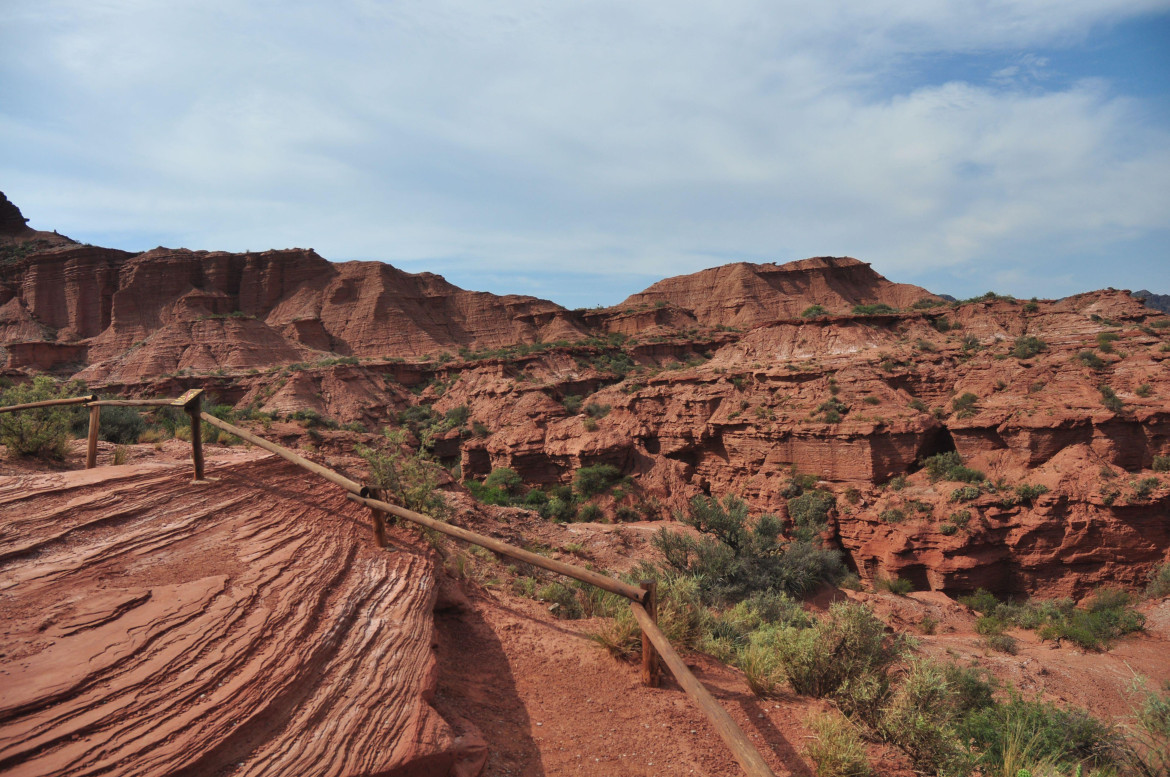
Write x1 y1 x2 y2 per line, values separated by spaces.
0 452 480 777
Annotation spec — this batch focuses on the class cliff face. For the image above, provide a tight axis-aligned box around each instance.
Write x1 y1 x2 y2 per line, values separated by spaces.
0 240 591 381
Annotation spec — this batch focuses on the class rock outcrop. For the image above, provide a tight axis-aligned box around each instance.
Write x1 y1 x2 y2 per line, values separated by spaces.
0 452 483 777
617 257 941 328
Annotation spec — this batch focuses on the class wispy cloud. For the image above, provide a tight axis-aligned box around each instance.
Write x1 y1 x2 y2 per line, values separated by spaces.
2 0 1168 305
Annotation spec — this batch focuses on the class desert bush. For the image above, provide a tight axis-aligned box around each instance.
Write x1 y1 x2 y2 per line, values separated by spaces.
950 485 982 502
922 451 985 483
801 304 828 318
540 496 577 522
483 466 522 494
584 401 611 419
1152 455 1170 473
1011 336 1048 359
775 601 905 698
0 376 77 459
1125 676 1170 777
97 405 146 445
959 696 1124 774
1077 350 1107 369
852 303 896 315
1100 385 1124 412
574 463 623 497
537 581 583 619
1148 563 1170 598
878 658 975 776
952 392 979 418
359 428 449 519
1014 483 1049 504
1132 476 1161 501
1137 383 1153 398
804 712 872 777
112 445 129 466
879 508 906 523
577 503 603 522
876 576 914 595
655 494 843 603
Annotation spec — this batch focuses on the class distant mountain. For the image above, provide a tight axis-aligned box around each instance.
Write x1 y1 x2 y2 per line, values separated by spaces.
1133 290 1170 314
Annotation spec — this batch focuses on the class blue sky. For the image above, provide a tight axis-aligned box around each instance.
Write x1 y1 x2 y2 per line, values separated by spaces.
2 1 1168 308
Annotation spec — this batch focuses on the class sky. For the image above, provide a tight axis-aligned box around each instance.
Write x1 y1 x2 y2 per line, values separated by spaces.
1 1 1168 309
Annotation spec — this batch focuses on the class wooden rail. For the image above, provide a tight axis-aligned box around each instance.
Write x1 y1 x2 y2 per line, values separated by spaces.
344 491 648 604
0 395 97 413
632 603 776 777
1 393 778 777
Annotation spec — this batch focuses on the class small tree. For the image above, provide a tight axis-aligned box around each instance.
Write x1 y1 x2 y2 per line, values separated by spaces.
360 428 449 518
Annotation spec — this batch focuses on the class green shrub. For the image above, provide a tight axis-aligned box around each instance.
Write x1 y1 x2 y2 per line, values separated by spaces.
577 503 603 522
852 303 896 316
804 712 872 777
1014 483 1049 504
537 581 583 619
359 428 449 518
876 577 914 595
776 601 906 697
465 480 512 506
0 376 78 459
950 485 982 502
1132 476 1161 501
787 489 836 535
1011 336 1048 359
879 508 906 523
1077 350 1106 369
574 463 623 497
878 658 975 776
483 466 522 494
1137 383 1153 398
97 405 146 445
1148 563 1170 598
1100 385 1124 412
922 451 985 483
1152 455 1170 473
957 587 998 613
539 496 577 523
952 392 979 419
655 493 843 603
584 401 611 419
523 489 548 508
959 697 1123 774
801 304 828 318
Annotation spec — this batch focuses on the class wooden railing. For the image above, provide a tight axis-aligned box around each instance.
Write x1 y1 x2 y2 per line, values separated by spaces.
0 393 777 777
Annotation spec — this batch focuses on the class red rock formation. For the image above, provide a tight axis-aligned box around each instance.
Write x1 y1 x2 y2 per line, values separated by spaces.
0 452 484 776
617 256 941 328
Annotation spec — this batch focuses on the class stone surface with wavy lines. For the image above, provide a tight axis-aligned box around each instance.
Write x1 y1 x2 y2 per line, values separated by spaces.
0 451 485 777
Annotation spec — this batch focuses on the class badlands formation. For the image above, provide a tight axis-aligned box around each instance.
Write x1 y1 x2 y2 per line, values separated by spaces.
1 190 1168 775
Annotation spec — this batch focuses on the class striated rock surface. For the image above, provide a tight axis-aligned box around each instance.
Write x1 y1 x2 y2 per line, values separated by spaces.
0 451 482 777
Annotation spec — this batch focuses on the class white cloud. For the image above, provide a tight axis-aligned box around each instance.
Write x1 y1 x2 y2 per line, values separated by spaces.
1 0 1168 303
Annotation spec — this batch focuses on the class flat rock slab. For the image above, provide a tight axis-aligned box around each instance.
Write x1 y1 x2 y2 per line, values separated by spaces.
0 451 476 777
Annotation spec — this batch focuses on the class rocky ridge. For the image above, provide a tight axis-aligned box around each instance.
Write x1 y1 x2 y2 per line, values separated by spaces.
2 191 1168 599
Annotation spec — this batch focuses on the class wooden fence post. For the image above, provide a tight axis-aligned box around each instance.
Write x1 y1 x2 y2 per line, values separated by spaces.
86 404 100 469
367 486 388 548
640 580 660 687
174 389 205 481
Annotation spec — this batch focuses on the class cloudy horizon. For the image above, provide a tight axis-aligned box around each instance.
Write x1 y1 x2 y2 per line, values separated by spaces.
2 1 1168 307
